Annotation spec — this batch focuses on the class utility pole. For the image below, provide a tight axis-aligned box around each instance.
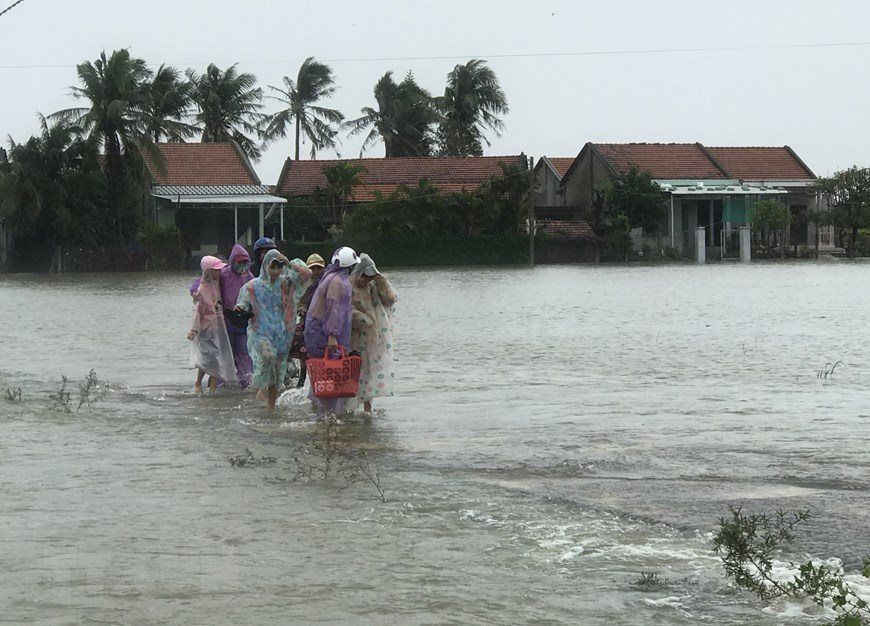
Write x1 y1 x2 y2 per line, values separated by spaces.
528 155 535 266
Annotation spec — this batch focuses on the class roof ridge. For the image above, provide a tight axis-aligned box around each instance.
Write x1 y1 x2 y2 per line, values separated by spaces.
696 142 731 178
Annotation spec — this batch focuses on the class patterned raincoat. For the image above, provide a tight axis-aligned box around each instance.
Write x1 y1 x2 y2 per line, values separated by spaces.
236 249 312 389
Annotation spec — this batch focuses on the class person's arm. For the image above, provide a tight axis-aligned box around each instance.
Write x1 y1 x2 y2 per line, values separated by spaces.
188 298 203 340
323 278 350 346
189 278 202 302
235 282 253 312
374 274 398 308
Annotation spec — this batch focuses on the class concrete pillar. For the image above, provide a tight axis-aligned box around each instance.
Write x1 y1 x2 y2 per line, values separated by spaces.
280 205 285 242
695 227 706 264
739 226 751 263
258 203 265 239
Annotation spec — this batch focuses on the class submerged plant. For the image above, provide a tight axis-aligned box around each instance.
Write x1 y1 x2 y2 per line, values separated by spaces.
227 448 277 467
632 572 669 590
48 376 72 412
2 371 23 403
47 370 108 413
714 506 870 625
291 416 386 502
818 361 845 379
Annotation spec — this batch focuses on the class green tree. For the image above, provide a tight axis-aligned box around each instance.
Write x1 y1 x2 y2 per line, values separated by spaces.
188 63 264 160
345 71 438 157
752 199 790 257
715 507 870 626
485 159 530 234
143 64 198 142
606 166 667 234
260 57 344 160
322 162 367 220
815 167 870 258
0 116 109 268
436 59 509 157
50 49 154 240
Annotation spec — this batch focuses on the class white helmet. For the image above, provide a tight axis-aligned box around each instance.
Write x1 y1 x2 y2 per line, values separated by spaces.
331 246 359 268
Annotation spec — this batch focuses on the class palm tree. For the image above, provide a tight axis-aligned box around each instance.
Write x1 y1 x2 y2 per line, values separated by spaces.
345 71 438 157
260 57 344 160
143 64 198 142
436 59 509 156
188 63 264 160
323 162 366 220
0 115 100 252
50 49 155 238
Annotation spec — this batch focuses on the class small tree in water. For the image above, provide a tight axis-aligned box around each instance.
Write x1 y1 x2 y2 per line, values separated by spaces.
752 199 790 258
714 506 870 625
605 166 667 259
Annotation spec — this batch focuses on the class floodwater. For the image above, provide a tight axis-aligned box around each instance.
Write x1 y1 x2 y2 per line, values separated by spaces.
1 263 868 625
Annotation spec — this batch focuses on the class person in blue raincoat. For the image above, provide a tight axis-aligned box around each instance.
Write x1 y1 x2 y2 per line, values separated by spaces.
236 249 311 409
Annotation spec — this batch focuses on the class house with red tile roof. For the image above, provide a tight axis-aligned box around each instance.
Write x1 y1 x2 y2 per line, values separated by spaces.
144 142 287 263
557 142 829 258
275 155 527 203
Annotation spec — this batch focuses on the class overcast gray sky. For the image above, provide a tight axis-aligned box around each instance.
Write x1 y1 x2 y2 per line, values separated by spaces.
1 0 868 181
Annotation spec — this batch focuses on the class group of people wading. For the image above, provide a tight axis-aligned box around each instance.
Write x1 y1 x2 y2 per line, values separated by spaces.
187 237 397 416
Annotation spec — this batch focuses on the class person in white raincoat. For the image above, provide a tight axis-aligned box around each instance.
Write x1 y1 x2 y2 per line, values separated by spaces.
347 253 397 413
188 255 237 391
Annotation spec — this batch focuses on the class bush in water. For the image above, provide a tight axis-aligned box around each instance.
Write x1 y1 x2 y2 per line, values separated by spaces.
714 506 870 625
47 369 108 413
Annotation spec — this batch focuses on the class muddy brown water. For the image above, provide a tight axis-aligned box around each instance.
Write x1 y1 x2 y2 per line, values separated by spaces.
1 263 868 624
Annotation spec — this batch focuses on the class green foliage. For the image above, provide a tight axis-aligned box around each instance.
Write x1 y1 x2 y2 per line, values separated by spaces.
49 49 158 241
187 63 264 160
143 64 198 142
47 369 108 414
340 160 527 240
752 199 790 232
0 115 116 269
260 57 344 159
345 71 438 157
139 222 184 270
815 167 870 258
436 59 508 156
714 506 870 625
605 166 667 235
323 162 367 220
282 196 330 241
283 234 528 267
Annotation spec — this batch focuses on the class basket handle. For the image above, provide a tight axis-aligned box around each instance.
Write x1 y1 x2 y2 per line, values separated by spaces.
323 345 346 360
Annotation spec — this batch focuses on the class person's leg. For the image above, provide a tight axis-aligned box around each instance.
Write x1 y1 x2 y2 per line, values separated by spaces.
195 368 205 392
267 385 278 410
230 331 253 388
296 355 307 388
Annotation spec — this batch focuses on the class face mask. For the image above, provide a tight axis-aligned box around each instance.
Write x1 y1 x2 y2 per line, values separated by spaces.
233 261 249 274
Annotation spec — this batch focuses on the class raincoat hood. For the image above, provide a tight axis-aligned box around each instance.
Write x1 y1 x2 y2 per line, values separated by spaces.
229 243 251 264
258 249 284 286
220 243 254 316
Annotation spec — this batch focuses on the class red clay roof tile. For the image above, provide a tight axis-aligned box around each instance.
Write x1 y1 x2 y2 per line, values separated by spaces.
276 155 526 202
144 143 260 186
591 143 729 180
545 158 575 178
706 146 815 181
539 219 597 239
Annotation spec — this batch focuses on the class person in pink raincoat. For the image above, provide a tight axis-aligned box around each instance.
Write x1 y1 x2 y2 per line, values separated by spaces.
188 256 237 392
189 244 256 387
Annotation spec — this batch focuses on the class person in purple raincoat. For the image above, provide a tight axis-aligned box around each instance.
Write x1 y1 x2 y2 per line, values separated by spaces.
189 243 255 387
303 246 358 417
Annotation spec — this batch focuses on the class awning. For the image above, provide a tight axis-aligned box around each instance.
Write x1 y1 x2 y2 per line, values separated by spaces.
152 193 287 205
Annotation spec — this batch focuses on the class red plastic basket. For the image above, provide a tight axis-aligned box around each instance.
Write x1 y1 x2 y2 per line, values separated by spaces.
306 346 362 398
